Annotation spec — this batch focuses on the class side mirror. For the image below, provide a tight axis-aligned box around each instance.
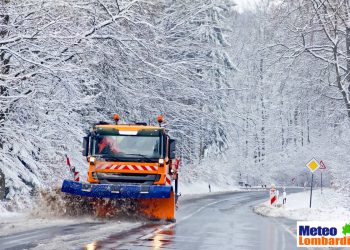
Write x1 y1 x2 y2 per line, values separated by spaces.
169 139 176 159
82 136 89 156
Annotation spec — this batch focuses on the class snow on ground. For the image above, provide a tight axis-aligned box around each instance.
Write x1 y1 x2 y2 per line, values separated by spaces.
254 188 350 221
180 181 241 195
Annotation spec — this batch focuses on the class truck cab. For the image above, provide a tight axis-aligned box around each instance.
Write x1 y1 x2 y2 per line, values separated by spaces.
82 117 176 187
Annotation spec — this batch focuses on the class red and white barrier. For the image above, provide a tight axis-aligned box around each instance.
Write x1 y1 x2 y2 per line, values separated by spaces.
74 171 80 182
66 155 80 182
165 174 172 185
270 186 277 206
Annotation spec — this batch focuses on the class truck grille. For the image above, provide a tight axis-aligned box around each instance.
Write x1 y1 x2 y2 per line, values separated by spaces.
96 173 160 185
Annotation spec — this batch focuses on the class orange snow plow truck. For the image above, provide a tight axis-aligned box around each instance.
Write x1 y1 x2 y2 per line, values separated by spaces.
61 114 179 221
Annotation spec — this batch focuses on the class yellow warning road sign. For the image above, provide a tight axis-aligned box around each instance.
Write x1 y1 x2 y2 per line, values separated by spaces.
306 158 320 172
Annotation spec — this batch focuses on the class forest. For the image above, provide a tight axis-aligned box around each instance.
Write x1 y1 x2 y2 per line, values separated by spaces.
1 0 349 207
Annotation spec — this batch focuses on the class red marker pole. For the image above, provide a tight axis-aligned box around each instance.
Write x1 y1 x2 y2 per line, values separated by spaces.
66 155 73 172
66 155 76 180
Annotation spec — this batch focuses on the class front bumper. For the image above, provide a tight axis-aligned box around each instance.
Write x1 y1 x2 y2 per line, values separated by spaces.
61 180 172 199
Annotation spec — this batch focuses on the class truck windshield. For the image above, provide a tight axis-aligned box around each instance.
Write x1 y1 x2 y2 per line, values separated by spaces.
92 135 161 160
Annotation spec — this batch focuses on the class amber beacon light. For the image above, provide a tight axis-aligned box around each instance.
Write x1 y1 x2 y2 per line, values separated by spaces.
157 115 164 126
113 114 120 124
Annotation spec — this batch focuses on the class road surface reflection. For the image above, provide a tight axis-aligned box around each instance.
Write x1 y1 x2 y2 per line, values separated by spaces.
83 223 175 250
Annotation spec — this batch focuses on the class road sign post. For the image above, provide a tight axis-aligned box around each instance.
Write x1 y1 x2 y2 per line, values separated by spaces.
306 158 320 208
319 160 326 194
310 173 313 208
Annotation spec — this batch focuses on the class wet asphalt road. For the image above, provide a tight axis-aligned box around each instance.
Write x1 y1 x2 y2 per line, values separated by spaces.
0 189 300 250
93 190 299 250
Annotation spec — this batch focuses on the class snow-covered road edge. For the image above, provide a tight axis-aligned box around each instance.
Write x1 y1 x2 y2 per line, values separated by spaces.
253 188 350 221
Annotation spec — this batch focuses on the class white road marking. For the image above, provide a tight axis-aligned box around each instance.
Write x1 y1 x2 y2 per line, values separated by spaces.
272 216 314 250
273 218 296 240
139 196 243 240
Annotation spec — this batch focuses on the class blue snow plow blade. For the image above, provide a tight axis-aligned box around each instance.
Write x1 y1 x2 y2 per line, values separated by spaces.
61 180 172 199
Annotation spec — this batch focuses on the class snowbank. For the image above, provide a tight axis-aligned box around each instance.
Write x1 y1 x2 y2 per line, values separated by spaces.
254 188 350 221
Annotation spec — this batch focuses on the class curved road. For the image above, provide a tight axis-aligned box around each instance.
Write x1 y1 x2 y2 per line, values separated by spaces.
0 189 299 250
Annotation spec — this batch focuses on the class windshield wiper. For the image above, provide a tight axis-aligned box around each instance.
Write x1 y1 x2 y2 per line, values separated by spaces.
123 153 157 162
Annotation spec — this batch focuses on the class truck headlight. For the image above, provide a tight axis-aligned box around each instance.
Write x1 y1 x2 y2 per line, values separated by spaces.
89 157 96 164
